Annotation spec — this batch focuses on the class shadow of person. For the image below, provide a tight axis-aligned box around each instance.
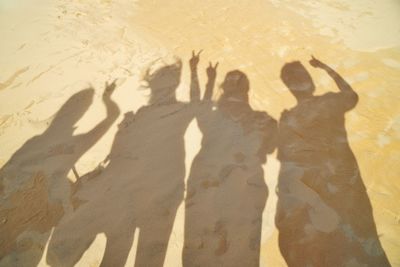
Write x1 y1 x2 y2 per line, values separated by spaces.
47 57 197 267
183 56 278 266
275 57 391 267
0 83 120 266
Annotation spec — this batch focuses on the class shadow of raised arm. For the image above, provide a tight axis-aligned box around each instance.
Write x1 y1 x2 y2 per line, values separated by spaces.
203 62 218 101
78 80 120 151
190 50 202 102
310 56 358 110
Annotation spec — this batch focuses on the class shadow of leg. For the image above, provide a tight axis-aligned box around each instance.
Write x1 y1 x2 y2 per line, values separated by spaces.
47 231 96 267
134 213 176 267
100 229 135 267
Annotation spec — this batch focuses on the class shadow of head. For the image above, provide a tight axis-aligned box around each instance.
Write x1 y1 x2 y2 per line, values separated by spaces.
220 70 249 102
143 59 182 104
281 61 315 100
48 88 94 132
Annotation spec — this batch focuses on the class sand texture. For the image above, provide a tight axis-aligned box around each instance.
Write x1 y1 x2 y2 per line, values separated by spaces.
1 0 399 266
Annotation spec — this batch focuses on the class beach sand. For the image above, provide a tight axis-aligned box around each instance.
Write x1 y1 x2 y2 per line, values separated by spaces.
0 0 399 266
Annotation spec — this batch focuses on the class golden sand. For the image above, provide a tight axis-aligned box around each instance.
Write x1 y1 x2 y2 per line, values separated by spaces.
0 0 399 266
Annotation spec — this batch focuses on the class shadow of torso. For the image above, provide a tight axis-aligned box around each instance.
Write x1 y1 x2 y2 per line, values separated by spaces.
0 88 119 266
183 100 277 267
48 101 195 267
276 91 390 267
